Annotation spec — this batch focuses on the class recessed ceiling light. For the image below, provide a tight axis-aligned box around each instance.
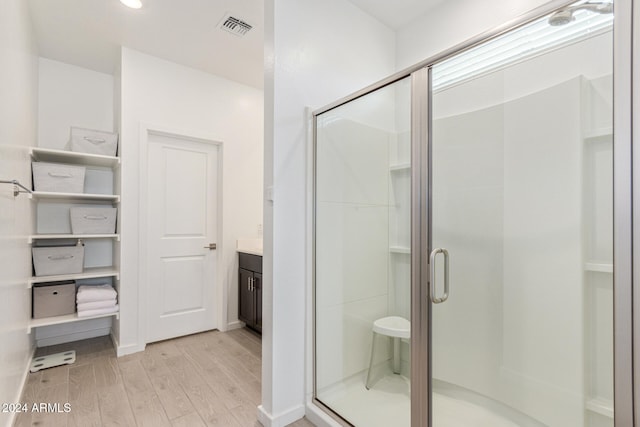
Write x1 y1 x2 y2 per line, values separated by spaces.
120 0 142 9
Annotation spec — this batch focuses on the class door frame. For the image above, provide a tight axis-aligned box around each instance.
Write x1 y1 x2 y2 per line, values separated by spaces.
309 0 636 425
138 123 225 346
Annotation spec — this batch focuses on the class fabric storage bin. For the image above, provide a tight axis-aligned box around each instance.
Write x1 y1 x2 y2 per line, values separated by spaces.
32 242 84 276
32 281 76 319
32 162 85 193
68 127 118 157
70 207 117 234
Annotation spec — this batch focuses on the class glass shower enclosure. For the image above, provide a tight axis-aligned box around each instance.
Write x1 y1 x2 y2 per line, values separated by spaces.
313 1 627 426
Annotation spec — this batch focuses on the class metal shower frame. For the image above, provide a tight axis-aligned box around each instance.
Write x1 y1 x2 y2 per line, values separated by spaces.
311 0 636 425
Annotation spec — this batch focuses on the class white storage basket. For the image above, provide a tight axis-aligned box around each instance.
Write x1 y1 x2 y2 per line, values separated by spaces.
32 162 85 193
32 243 85 276
70 207 117 234
68 127 118 157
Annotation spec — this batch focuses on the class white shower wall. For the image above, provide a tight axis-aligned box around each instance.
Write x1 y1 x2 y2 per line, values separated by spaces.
316 117 391 391
315 80 413 391
502 78 585 425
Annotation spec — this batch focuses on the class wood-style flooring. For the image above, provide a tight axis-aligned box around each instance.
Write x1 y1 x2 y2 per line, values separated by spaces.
14 328 315 427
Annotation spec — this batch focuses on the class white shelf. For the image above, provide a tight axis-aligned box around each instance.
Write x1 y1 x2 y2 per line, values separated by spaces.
585 262 613 273
28 311 119 333
31 147 119 168
390 246 411 254
390 163 411 172
30 191 119 202
584 127 613 141
29 267 119 288
29 234 119 243
586 397 613 418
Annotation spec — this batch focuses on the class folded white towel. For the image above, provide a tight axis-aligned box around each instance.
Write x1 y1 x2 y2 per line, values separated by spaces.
76 284 117 303
77 299 117 311
77 304 119 318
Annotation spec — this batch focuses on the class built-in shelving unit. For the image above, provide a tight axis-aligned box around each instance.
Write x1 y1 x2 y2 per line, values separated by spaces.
582 79 614 426
584 262 613 273
28 147 120 334
29 267 119 288
389 246 410 254
29 234 119 243
389 163 410 172
583 127 613 141
586 397 613 419
28 311 119 333
30 191 120 202
31 147 120 168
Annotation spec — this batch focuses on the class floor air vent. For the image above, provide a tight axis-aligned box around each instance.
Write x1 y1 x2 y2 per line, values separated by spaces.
219 14 253 36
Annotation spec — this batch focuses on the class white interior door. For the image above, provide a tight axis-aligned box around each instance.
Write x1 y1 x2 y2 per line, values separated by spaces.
146 132 219 343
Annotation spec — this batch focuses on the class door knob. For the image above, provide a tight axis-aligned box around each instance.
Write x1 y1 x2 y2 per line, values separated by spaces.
203 243 217 250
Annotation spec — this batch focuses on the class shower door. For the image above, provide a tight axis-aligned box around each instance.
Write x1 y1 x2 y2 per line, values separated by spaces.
429 6 614 427
314 76 413 427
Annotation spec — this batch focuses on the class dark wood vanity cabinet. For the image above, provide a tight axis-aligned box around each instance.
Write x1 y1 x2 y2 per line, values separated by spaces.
239 252 262 334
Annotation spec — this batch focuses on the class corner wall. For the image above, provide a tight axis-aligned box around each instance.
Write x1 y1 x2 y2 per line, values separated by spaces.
262 0 396 425
0 1 38 426
118 48 264 354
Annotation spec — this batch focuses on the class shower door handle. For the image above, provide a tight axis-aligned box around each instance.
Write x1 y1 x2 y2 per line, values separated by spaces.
429 248 449 304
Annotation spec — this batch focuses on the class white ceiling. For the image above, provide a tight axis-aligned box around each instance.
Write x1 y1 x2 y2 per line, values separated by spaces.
27 0 264 88
26 0 445 90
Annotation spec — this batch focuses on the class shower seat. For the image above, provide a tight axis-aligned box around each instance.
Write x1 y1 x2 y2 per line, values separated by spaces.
365 316 410 390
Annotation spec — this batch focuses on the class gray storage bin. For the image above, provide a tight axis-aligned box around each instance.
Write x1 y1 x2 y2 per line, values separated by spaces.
68 127 118 157
32 243 85 276
70 207 117 234
32 162 85 193
32 281 76 319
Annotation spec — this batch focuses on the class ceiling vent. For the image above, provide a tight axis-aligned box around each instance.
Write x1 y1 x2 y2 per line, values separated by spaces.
219 14 253 36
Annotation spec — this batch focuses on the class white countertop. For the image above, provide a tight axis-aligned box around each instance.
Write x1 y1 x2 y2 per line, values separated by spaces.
237 238 263 256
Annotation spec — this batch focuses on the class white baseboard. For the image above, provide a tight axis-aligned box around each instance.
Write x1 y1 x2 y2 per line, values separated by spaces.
35 327 111 347
114 337 145 357
257 404 305 427
226 320 245 331
6 346 37 427
109 330 118 352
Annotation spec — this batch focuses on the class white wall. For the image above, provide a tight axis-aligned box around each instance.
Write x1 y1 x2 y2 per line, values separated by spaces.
263 0 396 425
395 0 552 70
0 1 38 426
118 48 263 354
37 58 114 149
